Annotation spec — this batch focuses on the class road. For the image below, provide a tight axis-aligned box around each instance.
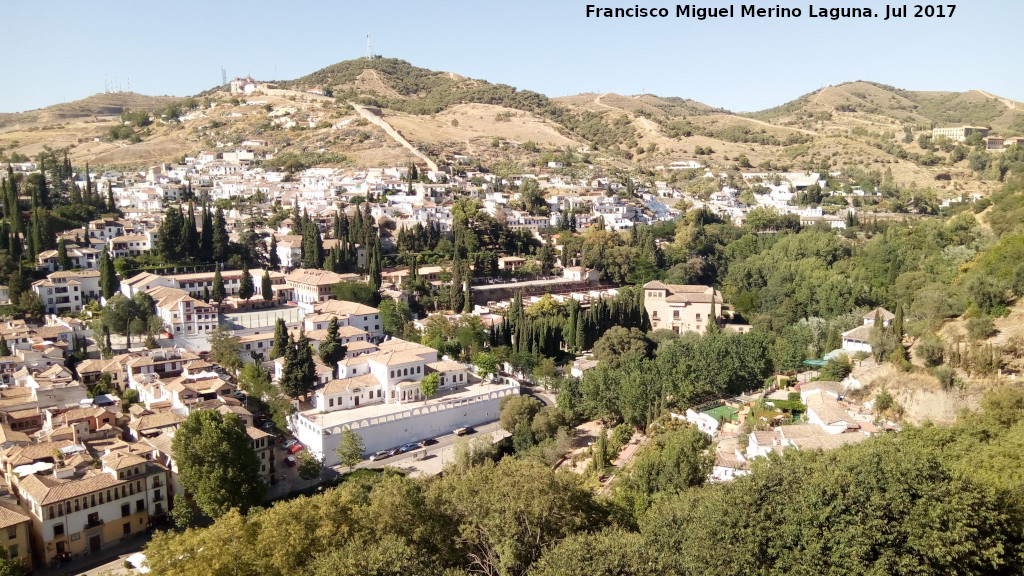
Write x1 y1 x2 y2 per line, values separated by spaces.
351 420 507 476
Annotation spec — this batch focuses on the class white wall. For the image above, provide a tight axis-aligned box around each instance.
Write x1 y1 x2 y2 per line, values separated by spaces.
295 386 517 466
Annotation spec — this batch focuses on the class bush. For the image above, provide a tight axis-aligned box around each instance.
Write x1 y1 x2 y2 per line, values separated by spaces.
818 356 852 381
934 365 957 391
916 334 945 367
966 316 995 341
875 389 894 413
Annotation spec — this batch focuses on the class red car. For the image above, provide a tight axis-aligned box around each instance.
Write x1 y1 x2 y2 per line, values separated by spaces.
287 443 304 454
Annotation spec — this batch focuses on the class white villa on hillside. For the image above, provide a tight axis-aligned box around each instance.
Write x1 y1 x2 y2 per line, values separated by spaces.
290 338 516 465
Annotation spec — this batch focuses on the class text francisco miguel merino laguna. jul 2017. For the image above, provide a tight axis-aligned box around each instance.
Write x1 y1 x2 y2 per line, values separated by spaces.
584 4 956 21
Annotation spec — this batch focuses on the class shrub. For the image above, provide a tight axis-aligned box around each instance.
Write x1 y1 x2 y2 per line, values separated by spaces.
916 334 945 367
934 365 956 390
966 316 995 341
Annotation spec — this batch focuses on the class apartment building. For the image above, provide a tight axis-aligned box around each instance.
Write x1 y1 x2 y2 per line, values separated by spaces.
31 270 103 315
12 447 168 567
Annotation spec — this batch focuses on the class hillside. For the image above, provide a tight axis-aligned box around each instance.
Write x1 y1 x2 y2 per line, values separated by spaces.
0 59 1020 200
752 81 1024 135
0 92 181 131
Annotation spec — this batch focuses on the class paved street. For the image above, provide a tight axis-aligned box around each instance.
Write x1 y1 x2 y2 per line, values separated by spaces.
355 421 509 477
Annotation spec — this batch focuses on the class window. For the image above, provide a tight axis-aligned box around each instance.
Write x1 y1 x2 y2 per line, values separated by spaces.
673 310 679 320
53 523 64 536
6 527 15 540
123 522 131 535
122 504 130 517
136 499 145 513
7 546 15 559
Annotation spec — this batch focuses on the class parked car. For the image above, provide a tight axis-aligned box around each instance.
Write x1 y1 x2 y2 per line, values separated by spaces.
419 438 438 447
287 443 304 454
399 442 418 454
387 447 402 456
282 439 298 450
454 426 473 436
284 456 297 467
369 450 390 462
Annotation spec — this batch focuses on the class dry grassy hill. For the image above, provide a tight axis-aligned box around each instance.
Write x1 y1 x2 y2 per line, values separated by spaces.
0 92 180 132
0 60 1019 194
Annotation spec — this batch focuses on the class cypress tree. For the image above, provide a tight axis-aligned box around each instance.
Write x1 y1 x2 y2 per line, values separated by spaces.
270 318 288 359
238 268 254 300
318 317 347 367
200 200 213 259
99 246 118 299
106 183 116 213
56 238 71 270
159 207 184 263
302 219 324 269
269 235 280 269
212 265 225 303
212 207 229 263
182 202 199 258
893 302 905 340
261 269 273 302
0 336 9 357
84 163 94 206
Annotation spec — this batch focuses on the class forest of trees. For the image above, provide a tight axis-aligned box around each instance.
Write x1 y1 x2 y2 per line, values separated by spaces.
141 385 1024 576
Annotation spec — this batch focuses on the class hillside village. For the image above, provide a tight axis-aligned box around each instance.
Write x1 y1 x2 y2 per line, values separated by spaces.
0 61 1022 574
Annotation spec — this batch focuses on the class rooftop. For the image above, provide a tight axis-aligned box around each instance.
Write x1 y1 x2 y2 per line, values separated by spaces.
298 379 510 430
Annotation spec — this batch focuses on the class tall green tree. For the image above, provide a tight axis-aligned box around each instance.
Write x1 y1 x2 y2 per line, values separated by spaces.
158 206 184 263
280 331 315 398
261 269 273 302
56 238 71 270
302 218 324 269
212 265 226 303
238 268 254 300
182 202 199 258
268 235 280 269
318 318 347 367
212 207 229 262
270 318 288 359
99 246 118 300
171 410 265 519
200 200 213 259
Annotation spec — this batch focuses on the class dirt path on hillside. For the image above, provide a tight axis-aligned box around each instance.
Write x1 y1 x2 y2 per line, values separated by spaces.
974 90 1018 111
593 93 617 110
349 102 438 171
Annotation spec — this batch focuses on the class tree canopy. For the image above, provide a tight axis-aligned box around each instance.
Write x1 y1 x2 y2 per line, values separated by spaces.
171 410 265 520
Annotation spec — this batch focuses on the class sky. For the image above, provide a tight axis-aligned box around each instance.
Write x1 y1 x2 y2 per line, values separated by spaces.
3 0 1022 114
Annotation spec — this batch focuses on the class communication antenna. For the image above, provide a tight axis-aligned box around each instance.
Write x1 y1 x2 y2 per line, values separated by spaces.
222 67 228 85
366 34 374 60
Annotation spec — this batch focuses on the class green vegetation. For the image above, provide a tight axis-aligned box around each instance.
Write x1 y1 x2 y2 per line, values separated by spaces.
171 410 265 522
141 387 1024 576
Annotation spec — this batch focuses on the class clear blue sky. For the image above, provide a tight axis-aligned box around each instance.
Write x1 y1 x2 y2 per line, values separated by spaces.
3 0 1021 114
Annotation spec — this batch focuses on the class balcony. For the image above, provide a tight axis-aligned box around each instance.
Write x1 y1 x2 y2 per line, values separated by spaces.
153 495 162 503
84 518 104 529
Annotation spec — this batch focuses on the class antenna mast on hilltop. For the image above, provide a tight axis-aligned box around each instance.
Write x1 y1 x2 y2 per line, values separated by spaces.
366 35 375 60
222 67 228 86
